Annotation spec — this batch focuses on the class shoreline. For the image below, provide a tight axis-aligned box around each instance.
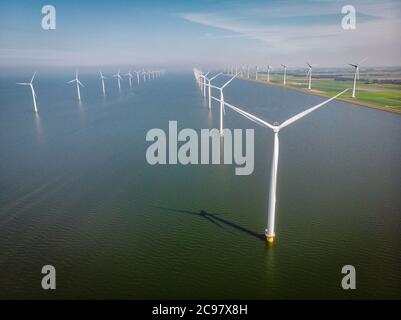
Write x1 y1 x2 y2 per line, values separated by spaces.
234 76 401 115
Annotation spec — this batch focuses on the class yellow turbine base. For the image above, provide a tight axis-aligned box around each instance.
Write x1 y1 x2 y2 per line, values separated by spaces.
266 235 275 244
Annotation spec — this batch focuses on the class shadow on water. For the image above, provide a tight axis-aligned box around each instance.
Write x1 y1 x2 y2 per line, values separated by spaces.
154 206 265 241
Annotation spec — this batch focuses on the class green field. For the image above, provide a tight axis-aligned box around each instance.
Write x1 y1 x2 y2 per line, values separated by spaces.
243 74 401 113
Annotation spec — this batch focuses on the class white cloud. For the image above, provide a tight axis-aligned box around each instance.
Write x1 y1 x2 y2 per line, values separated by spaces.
178 1 401 67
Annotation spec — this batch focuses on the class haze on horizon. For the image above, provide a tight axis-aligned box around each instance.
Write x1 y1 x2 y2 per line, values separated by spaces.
0 0 400 69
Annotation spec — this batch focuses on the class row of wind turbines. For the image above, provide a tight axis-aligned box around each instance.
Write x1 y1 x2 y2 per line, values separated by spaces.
193 67 351 244
17 69 165 113
225 59 366 98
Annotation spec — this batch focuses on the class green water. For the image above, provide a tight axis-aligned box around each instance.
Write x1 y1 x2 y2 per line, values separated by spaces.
0 72 400 299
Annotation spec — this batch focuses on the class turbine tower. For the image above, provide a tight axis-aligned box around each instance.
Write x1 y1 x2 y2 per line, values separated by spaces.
307 63 312 90
99 71 107 96
255 66 259 81
67 71 84 101
220 89 349 243
125 69 133 88
135 71 140 85
113 69 123 91
202 72 210 98
205 72 222 110
281 64 287 86
266 65 271 82
16 72 38 113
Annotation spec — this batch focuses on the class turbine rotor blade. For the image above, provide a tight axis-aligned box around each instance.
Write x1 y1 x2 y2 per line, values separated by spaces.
358 57 368 65
30 72 36 83
222 73 238 89
215 98 274 130
210 72 223 81
279 89 349 129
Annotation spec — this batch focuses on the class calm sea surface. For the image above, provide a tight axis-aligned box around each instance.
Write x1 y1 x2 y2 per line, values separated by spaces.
0 72 400 298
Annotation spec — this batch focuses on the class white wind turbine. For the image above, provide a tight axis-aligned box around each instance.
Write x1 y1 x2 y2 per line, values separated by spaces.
99 71 107 96
197 70 203 91
201 72 210 98
193 68 201 86
255 66 259 81
306 63 312 90
220 89 349 243
281 64 287 85
205 72 222 110
266 65 271 82
17 72 38 113
209 74 238 136
349 58 366 98
67 71 85 101
125 69 133 88
135 71 140 85
113 69 123 91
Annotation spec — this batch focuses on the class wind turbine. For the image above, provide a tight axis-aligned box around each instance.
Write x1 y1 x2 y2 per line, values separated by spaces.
135 71 140 85
16 72 38 113
306 63 312 90
99 71 107 96
349 58 366 98
125 69 133 88
198 70 203 92
266 65 271 82
255 66 259 81
202 72 210 98
209 74 238 136
205 72 222 110
193 68 201 86
220 88 349 243
281 64 287 85
112 69 123 91
67 71 84 101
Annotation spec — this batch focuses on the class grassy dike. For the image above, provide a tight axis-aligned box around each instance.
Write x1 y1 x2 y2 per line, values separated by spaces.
234 74 401 115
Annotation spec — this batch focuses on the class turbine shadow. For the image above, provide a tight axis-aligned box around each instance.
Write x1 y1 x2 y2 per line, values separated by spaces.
154 206 265 241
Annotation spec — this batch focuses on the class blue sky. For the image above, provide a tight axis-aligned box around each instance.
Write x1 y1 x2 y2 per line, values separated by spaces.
0 0 400 69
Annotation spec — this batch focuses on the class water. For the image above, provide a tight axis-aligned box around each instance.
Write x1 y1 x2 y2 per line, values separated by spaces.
0 72 400 299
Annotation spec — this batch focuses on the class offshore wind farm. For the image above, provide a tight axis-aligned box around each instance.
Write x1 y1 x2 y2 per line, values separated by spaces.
1 0 401 301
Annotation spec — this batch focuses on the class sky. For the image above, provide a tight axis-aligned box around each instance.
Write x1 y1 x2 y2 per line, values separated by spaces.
0 0 400 69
